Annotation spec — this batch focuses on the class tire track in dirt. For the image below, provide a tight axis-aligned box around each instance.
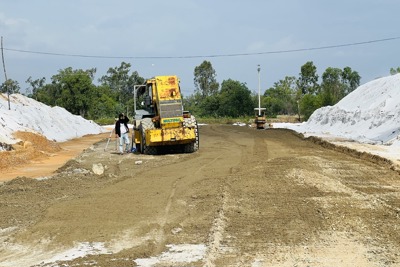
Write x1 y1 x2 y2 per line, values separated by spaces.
203 184 229 267
156 153 225 254
128 124 241 263
155 176 182 252
203 125 267 266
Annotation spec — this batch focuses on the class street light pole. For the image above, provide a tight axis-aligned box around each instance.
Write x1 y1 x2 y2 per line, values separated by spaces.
254 64 266 129
257 64 261 116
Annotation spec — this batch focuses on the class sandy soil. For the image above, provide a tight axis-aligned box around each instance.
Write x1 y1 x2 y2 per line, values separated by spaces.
1 132 111 181
0 125 399 266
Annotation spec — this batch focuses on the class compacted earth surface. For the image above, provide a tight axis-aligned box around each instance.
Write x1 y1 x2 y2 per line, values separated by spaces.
0 124 399 266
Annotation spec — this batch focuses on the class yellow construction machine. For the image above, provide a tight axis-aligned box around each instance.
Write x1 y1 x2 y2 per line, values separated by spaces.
132 75 199 154
254 110 266 129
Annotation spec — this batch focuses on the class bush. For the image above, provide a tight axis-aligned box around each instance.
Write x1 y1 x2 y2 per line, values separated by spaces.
197 116 254 125
95 117 117 126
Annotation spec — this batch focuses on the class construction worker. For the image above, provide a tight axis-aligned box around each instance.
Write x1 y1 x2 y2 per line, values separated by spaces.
115 113 130 154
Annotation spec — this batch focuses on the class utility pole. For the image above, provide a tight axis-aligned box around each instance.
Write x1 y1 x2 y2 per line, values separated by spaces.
1 36 10 110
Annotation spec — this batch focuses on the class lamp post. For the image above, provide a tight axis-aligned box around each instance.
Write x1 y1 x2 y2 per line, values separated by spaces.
254 64 266 129
257 64 261 116
297 99 301 122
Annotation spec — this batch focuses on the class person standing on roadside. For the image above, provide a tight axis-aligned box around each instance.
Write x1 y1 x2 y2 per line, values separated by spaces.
115 113 130 154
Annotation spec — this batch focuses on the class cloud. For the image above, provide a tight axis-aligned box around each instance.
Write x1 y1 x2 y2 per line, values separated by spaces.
0 13 29 28
246 41 267 52
0 13 30 45
271 36 306 51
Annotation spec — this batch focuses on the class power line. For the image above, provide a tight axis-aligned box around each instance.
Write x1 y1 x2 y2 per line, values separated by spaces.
3 36 400 60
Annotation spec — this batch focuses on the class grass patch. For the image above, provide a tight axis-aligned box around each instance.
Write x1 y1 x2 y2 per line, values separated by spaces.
197 116 254 125
94 117 117 125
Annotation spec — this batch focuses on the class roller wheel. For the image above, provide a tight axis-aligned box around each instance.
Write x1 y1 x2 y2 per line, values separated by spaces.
183 115 199 153
139 118 157 155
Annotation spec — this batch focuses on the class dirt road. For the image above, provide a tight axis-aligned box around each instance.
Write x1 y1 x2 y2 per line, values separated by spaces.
0 124 399 266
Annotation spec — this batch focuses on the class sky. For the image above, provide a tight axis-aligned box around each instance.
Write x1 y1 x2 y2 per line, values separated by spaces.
1 0 399 96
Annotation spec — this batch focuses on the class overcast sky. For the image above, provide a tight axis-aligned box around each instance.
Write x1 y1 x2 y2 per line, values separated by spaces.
1 0 399 96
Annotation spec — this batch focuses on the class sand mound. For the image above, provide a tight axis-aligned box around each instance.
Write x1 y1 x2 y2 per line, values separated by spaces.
0 131 61 170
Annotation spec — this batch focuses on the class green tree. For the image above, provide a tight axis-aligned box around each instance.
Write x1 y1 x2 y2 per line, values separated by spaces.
26 76 46 99
99 62 130 97
183 92 202 115
87 85 117 120
296 62 320 121
218 79 253 117
320 67 361 106
198 94 220 117
263 76 297 116
390 67 400 75
0 79 20 94
297 61 319 95
33 83 60 106
51 67 97 117
193 60 219 97
320 67 343 105
300 94 321 121
99 62 144 114
341 67 360 95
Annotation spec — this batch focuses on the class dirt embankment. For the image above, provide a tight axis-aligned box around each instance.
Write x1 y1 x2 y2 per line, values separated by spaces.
1 131 110 181
0 131 61 170
302 133 398 172
0 125 399 267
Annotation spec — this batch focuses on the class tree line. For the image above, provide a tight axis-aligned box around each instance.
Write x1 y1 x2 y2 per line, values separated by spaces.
1 62 144 120
266 61 362 120
1 61 399 122
186 60 362 121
